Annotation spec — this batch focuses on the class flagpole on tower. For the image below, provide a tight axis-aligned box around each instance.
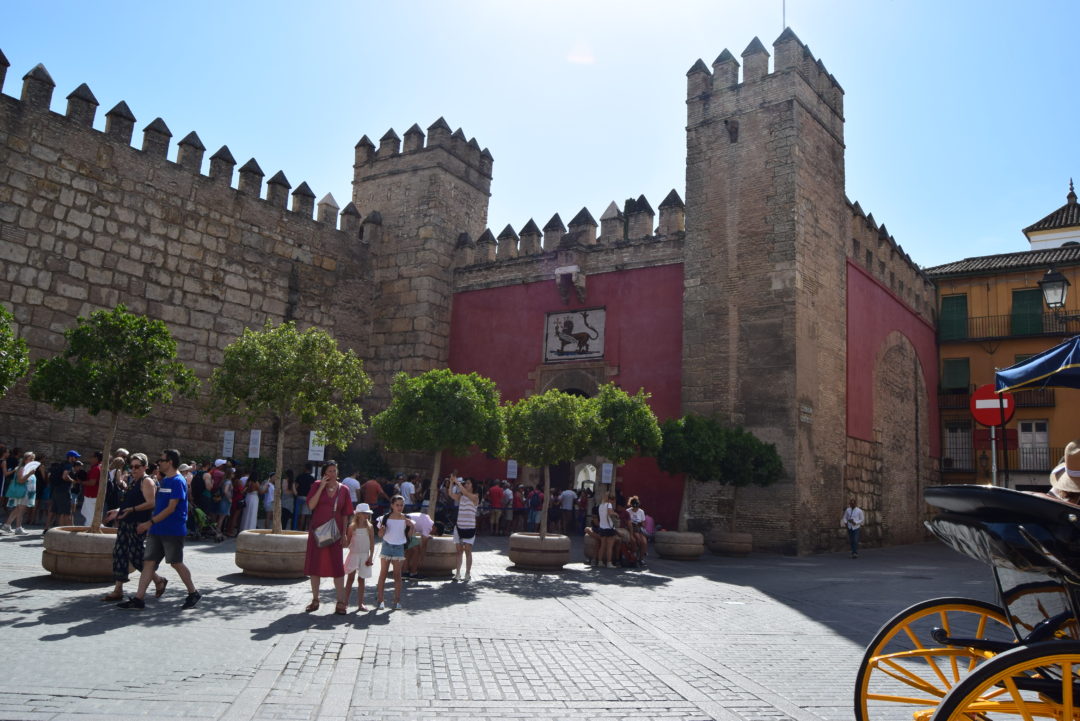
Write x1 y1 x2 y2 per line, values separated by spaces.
783 0 786 29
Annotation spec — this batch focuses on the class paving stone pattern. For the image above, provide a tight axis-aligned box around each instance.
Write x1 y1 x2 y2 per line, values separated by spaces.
0 531 992 720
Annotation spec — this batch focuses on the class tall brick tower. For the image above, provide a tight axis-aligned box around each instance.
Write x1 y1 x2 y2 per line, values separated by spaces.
682 29 848 552
352 119 493 402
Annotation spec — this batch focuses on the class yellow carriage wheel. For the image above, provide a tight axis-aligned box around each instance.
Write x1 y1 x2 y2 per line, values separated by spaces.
931 640 1080 720
855 597 1015 721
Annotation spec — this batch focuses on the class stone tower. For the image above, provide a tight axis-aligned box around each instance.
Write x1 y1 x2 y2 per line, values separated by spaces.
682 29 849 552
352 119 493 402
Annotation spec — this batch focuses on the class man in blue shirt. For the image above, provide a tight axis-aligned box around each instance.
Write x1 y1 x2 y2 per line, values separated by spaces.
118 449 202 610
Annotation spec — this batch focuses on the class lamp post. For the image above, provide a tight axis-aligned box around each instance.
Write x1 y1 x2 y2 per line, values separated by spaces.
1039 268 1080 325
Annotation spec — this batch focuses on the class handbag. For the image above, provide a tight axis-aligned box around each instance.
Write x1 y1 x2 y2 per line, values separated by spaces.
313 489 342 548
6 476 26 500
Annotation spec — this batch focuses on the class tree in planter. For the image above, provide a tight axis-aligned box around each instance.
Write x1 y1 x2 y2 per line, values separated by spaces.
372 369 505 520
503 389 598 539
657 414 784 531
28 305 197 532
0 305 29 398
589 384 662 496
208 321 372 533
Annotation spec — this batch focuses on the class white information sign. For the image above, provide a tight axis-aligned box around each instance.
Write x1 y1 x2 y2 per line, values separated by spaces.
222 430 235 458
601 462 614 484
507 460 518 479
307 431 325 462
248 429 262 459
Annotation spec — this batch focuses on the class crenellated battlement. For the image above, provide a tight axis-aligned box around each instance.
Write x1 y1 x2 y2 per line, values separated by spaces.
0 55 361 232
686 29 844 132
452 191 685 292
352 117 493 192
455 190 684 268
846 197 935 322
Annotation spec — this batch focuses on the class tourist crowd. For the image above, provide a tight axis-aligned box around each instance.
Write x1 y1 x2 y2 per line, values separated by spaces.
0 442 658 613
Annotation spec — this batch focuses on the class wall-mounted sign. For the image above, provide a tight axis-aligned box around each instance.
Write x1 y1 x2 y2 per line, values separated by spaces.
222 430 235 458
507 460 518 479
545 307 605 362
601 462 613 484
248 429 262 459
307 431 325 462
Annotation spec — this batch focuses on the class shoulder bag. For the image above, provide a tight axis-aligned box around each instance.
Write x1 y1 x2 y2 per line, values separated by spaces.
313 488 342 548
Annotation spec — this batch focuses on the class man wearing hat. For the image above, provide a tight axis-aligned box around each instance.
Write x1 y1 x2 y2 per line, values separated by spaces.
1048 442 1080 504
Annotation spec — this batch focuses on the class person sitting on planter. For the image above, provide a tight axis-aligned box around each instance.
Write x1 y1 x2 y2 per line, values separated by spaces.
404 509 434 579
626 496 648 567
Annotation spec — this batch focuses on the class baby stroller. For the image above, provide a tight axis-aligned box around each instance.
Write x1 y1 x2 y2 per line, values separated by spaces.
187 506 223 542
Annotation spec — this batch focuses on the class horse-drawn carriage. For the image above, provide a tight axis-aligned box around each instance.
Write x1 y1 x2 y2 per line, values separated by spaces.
856 337 1080 720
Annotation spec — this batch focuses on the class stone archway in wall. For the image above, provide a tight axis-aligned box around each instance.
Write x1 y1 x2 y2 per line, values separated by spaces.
870 330 932 546
528 362 615 497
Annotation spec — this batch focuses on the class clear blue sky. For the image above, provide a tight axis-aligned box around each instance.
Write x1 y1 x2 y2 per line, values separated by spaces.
4 1 1077 269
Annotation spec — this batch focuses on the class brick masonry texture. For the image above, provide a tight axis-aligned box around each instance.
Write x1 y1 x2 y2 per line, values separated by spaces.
0 30 939 554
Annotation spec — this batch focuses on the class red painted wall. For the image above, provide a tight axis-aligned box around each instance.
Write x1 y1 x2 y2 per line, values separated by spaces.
846 261 940 456
446 263 685 527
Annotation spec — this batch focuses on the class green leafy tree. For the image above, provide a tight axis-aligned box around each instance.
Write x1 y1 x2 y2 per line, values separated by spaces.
372 369 505 520
658 414 784 531
589 384 662 493
503 389 598 539
0 305 29 398
208 321 372 533
28 305 197 532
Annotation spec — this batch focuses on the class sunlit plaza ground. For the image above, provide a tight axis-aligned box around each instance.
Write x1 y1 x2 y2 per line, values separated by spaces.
0 532 990 721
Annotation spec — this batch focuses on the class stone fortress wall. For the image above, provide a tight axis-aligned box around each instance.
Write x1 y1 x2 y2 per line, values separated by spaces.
0 54 374 465
0 31 940 552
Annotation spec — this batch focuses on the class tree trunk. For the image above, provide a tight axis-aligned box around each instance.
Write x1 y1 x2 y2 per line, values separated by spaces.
539 464 551 540
91 413 119 533
677 474 691 532
729 485 738 533
427 450 442 521
271 418 285 533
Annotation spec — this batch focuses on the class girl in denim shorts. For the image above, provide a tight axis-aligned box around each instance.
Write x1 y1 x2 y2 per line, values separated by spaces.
375 495 413 610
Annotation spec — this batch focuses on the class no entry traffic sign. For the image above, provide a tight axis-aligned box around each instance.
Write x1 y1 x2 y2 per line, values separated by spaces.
969 384 1015 427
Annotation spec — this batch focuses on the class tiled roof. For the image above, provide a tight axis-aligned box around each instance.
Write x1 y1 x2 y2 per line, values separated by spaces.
925 245 1080 277
1023 181 1080 234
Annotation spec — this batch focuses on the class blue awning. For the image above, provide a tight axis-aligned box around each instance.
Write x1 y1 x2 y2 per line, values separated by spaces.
995 335 1080 392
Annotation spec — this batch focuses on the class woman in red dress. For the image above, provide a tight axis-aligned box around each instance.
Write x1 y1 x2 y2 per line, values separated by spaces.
304 460 353 614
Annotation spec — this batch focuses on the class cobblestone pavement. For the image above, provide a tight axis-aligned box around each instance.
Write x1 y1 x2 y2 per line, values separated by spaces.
0 529 992 720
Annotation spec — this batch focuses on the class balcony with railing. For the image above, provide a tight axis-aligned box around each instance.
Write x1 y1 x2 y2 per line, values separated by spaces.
941 446 1064 475
937 388 1055 410
939 312 1079 341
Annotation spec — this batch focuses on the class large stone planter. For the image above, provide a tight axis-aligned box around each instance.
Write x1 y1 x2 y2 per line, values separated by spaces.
654 530 705 560
508 532 571 571
235 529 308 579
707 530 752 556
417 535 457 577
42 526 117 582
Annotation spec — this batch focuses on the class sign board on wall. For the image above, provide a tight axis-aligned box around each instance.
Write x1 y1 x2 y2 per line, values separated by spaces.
507 460 518 479
601 462 613 484
307 432 325 462
248 429 262 459
222 430 235 458
544 308 605 362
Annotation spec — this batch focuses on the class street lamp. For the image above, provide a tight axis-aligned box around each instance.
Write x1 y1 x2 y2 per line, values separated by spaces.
1038 267 1080 325
1039 268 1070 309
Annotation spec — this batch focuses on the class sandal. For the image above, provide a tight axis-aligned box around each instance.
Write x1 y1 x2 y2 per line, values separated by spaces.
154 577 168 598
100 592 123 602
304 600 320 613
334 602 347 615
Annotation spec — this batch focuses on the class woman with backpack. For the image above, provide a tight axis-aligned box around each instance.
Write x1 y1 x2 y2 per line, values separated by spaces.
450 475 478 581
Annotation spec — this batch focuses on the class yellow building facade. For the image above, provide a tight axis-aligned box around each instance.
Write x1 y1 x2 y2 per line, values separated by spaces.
927 185 1080 486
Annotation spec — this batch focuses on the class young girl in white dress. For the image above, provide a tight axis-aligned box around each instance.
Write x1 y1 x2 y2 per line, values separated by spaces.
343 503 375 611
